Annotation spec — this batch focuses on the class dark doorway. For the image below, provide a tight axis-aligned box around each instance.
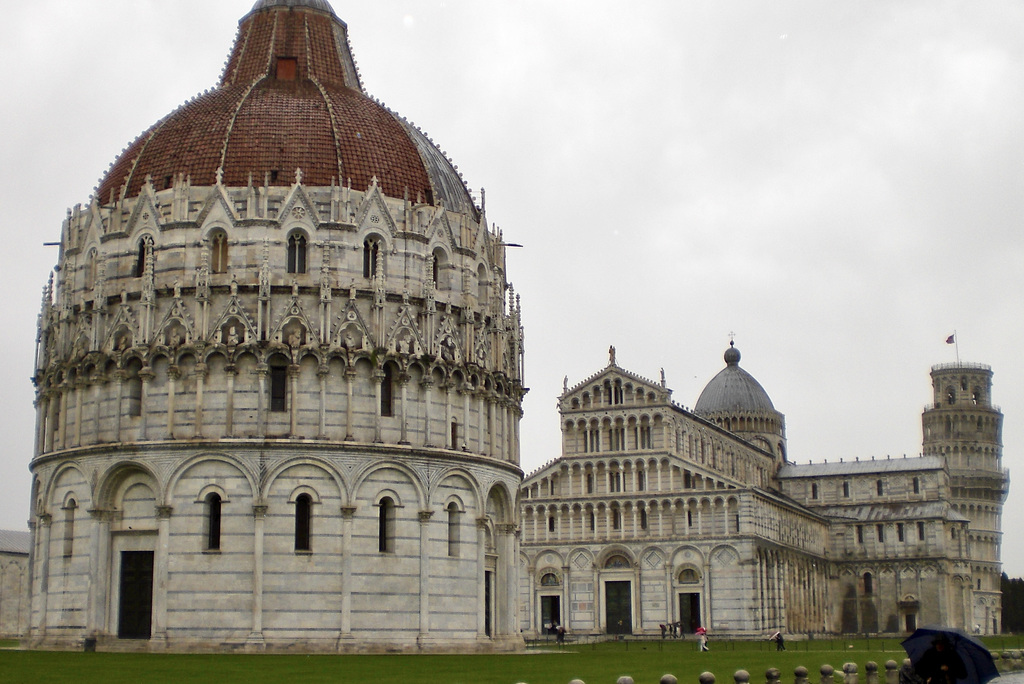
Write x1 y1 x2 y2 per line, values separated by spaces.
679 592 701 633
905 613 917 632
118 550 154 639
605 581 632 634
484 570 493 637
541 595 561 633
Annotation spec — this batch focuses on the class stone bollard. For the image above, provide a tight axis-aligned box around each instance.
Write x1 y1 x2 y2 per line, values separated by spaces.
700 672 716 684
661 676 679 684
865 661 878 684
843 663 858 684
1012 650 1024 672
617 677 635 684
734 670 750 684
794 666 809 684
766 668 781 684
884 660 898 684
568 680 586 684
820 664 835 684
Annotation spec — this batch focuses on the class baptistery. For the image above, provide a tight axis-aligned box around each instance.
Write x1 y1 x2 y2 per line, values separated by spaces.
28 0 525 652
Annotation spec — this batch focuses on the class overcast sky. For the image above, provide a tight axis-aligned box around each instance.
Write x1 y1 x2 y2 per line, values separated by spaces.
1 0 1021 574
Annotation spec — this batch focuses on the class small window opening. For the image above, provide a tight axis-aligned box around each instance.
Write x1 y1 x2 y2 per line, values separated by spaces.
547 516 555 533
211 232 228 274
287 233 307 274
363 238 380 278
378 497 395 553
856 525 864 544
446 502 460 557
811 483 819 500
897 523 905 542
63 499 77 557
876 479 884 496
876 524 884 542
863 572 873 595
913 477 920 494
269 360 288 412
294 494 312 551
917 521 925 541
205 493 222 551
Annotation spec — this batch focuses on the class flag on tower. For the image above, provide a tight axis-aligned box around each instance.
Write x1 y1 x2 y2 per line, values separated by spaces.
945 334 955 344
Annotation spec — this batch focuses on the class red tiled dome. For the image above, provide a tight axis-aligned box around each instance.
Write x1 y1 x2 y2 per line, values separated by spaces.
96 1 476 217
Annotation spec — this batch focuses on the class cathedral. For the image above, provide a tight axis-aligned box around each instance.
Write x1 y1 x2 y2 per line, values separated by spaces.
519 345 1006 638
28 0 524 652
26 0 1006 655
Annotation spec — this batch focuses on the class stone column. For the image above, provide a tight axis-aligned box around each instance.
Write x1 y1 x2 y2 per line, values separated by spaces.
57 387 68 450
399 376 411 445
476 518 488 637
486 395 495 457
193 363 207 438
37 396 49 454
317 365 329 439
249 505 267 645
166 366 179 439
86 509 112 636
498 523 519 637
255 365 268 438
91 380 102 445
372 369 384 443
114 373 125 443
288 365 300 436
444 385 454 449
422 379 434 447
73 382 85 447
139 367 154 440
152 505 173 643
37 514 52 634
344 367 355 441
225 366 236 437
339 506 356 639
418 511 433 641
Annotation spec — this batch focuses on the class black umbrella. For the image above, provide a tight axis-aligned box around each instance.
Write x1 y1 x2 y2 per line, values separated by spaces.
901 627 999 684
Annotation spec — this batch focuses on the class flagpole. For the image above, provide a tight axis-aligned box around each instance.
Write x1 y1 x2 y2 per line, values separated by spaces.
954 329 960 366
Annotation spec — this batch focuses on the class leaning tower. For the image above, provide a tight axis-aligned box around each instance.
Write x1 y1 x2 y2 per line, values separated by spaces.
29 0 525 652
921 362 1007 634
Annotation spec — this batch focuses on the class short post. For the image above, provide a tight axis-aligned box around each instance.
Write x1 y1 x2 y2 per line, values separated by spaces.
766 668 781 684
733 671 749 684
700 672 716 684
843 662 858 684
617 677 635 684
884 660 899 684
661 676 679 684
865 661 878 684
820 664 835 684
568 680 586 684
795 665 809 684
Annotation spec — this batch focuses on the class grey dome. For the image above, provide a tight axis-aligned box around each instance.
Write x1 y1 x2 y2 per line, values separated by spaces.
694 344 776 414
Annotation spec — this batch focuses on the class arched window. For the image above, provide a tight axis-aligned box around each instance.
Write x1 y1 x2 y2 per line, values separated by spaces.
863 572 873 595
604 554 630 569
679 568 700 584
446 502 460 557
205 492 222 551
380 363 395 417
913 477 920 494
210 231 229 274
612 508 621 530
876 479 884 496
811 483 819 499
63 499 76 557
135 236 154 277
287 233 307 274
547 516 555 533
540 572 560 586
269 357 289 412
585 473 594 494
842 481 850 498
294 493 312 551
378 496 395 553
640 509 648 530
363 238 379 278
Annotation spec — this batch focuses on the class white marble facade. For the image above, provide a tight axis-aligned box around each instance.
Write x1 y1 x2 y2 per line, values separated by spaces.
519 354 1005 638
28 0 525 653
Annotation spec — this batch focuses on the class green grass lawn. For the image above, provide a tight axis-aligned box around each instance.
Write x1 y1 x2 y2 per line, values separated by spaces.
1 637 1020 684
